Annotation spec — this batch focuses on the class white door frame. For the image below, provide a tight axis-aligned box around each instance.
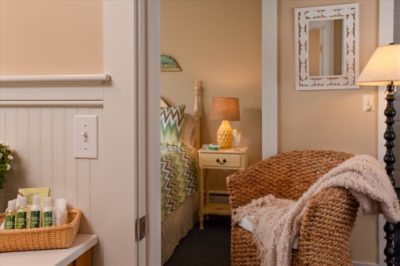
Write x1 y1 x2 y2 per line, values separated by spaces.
144 0 162 266
144 0 277 264
103 1 140 265
262 0 278 158
137 0 161 266
378 1 395 265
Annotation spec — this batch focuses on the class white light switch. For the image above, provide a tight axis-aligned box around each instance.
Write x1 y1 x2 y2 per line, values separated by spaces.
363 95 374 112
74 115 98 159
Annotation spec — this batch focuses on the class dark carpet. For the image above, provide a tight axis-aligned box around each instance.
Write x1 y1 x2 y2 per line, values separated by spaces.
164 215 231 266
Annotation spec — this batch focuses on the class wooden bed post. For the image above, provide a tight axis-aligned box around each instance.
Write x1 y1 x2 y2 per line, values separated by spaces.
193 80 203 150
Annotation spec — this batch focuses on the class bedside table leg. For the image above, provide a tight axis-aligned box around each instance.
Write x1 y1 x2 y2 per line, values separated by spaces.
199 215 204 230
205 169 209 205
199 168 204 230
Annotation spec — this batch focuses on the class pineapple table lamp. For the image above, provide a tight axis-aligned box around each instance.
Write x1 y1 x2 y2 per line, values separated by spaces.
210 97 240 149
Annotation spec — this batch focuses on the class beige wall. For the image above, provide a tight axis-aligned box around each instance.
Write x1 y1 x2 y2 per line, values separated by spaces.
308 29 320 76
0 0 103 75
161 0 262 190
279 0 379 263
0 1 140 265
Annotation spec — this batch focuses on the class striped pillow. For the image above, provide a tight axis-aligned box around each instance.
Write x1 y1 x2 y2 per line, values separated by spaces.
160 105 186 146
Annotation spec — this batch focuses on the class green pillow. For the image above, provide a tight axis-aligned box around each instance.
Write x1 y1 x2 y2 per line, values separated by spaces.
160 105 186 146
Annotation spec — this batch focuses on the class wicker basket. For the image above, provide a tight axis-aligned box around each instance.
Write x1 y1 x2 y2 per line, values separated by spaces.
0 208 81 252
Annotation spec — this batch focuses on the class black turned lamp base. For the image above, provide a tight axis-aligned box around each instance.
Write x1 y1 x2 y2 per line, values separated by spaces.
384 83 397 266
393 188 400 265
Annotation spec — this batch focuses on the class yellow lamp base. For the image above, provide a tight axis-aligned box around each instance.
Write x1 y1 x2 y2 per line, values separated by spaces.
217 120 233 149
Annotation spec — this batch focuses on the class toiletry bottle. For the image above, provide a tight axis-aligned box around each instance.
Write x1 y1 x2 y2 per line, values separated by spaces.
55 198 67 226
29 194 41 228
15 196 27 229
42 197 53 227
4 199 16 229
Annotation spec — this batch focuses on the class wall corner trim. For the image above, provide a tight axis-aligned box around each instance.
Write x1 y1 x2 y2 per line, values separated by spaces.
352 261 378 266
261 0 278 159
0 74 111 86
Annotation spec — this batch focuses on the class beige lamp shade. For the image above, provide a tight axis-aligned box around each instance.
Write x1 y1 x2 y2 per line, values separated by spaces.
210 97 240 121
357 44 400 86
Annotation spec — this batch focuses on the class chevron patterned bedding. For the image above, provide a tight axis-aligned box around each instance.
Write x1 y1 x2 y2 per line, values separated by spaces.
161 144 198 221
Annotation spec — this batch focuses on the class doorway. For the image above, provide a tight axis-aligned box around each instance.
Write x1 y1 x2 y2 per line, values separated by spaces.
144 0 278 265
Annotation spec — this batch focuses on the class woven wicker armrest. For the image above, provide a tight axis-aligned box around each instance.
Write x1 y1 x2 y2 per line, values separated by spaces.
228 151 356 266
227 151 353 210
227 162 275 210
295 187 359 266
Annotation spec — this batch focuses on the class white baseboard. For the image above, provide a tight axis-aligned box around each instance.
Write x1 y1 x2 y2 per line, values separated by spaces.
352 261 378 266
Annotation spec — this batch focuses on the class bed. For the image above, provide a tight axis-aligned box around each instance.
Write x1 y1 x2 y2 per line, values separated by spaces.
160 80 203 264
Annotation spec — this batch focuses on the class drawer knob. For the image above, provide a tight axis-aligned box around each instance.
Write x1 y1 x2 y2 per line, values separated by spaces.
216 158 227 165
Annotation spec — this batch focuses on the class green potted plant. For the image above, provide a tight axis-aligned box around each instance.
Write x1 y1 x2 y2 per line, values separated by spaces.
0 144 13 189
0 143 14 211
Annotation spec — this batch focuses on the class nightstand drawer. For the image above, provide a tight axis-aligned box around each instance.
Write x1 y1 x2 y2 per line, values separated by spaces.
199 153 242 168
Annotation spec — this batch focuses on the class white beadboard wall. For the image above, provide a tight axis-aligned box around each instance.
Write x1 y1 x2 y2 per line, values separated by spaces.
0 106 103 233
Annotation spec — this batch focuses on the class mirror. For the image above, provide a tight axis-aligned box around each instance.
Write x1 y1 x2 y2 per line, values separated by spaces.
308 19 344 76
295 4 359 90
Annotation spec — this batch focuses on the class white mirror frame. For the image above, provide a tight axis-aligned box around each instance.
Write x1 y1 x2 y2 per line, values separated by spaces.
295 3 359 90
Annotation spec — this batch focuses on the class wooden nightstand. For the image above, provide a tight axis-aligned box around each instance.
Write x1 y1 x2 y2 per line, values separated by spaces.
198 146 248 229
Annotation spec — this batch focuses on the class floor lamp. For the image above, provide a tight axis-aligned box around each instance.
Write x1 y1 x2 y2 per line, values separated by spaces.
357 43 400 266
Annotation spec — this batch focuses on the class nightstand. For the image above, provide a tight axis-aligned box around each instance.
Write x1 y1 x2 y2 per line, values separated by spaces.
197 146 248 229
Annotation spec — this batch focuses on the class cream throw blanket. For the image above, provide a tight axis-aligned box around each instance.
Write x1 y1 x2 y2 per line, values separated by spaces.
232 155 400 266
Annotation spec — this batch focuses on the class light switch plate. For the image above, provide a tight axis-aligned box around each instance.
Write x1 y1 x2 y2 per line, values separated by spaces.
363 95 374 112
74 115 98 159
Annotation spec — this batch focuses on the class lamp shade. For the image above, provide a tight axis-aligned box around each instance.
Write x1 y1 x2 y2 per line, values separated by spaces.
357 44 400 86
210 97 240 121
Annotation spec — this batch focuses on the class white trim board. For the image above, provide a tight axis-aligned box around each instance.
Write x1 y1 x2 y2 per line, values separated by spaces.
0 100 103 107
0 87 104 101
262 0 278 158
0 74 111 86
352 261 378 266
0 74 109 102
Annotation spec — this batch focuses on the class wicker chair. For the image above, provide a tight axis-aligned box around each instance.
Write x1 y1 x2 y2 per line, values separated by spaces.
227 150 360 266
